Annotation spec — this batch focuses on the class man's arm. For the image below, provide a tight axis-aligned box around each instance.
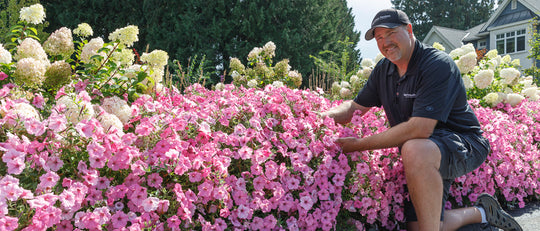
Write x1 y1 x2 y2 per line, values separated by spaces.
321 100 370 125
336 116 438 153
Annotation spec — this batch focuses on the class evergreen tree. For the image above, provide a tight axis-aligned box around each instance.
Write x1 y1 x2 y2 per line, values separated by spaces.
43 0 360 86
1 0 48 43
391 0 498 41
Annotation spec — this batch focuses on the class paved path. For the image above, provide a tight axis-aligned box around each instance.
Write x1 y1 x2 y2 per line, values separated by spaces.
508 200 540 231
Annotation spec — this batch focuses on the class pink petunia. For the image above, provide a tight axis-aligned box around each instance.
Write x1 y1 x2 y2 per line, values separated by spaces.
0 216 19 231
141 196 159 212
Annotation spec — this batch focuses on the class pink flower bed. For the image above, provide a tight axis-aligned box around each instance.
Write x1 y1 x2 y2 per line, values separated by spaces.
0 83 538 230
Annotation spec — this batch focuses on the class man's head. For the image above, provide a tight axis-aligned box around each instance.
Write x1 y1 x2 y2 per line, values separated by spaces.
365 9 410 41
366 9 415 65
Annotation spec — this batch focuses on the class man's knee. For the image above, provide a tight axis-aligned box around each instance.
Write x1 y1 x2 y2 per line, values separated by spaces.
401 139 441 171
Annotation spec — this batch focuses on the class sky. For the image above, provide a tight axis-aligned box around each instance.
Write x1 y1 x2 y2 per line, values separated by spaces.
346 0 393 59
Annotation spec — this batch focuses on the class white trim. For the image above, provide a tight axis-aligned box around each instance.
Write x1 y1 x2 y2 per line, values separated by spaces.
511 0 517 9
486 19 533 32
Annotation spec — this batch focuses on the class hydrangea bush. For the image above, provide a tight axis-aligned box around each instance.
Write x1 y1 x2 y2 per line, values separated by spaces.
0 3 539 231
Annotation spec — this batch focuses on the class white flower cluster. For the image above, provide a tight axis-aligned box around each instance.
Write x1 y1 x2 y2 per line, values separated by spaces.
19 4 45 25
96 111 124 133
14 38 48 62
453 45 478 74
247 79 258 88
331 81 353 99
473 70 494 89
81 38 105 64
500 67 520 85
73 23 93 37
108 25 139 47
432 42 446 51
141 50 169 68
1 102 41 123
288 70 302 87
111 48 135 67
0 44 11 64
247 41 276 63
56 95 95 125
14 58 47 88
43 27 75 58
101 96 132 124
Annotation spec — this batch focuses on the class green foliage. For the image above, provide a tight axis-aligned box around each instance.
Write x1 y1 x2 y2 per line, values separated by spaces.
391 0 497 40
310 37 360 85
0 0 48 44
525 17 540 84
43 0 361 87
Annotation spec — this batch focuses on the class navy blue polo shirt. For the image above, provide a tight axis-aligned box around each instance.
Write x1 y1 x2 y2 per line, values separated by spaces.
354 40 481 134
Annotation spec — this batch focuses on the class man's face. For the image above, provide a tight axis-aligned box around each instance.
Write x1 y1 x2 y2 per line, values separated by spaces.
374 25 413 64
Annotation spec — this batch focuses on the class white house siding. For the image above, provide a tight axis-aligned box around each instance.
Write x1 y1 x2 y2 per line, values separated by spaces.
488 20 534 69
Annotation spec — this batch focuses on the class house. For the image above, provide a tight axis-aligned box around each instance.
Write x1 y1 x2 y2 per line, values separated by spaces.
423 0 540 69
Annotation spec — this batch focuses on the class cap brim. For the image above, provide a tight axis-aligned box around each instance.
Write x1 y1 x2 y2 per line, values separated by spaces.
364 23 404 41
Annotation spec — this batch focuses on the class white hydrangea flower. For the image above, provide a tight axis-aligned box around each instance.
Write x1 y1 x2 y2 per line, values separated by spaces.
511 59 520 66
247 79 258 88
456 52 477 74
288 70 302 87
522 87 539 101
501 55 512 65
0 44 12 64
73 23 93 37
485 49 498 59
461 44 476 55
97 112 124 134
340 81 350 89
340 87 352 98
272 81 284 88
111 48 135 67
361 58 375 68
473 70 494 89
248 47 262 61
14 38 48 62
462 75 474 89
108 25 139 47
349 75 360 85
331 82 341 92
9 102 41 121
505 93 524 107
500 68 520 85
140 50 169 67
101 96 131 124
449 48 465 59
14 58 47 88
432 42 445 51
19 4 45 25
263 41 276 58
214 82 225 91
56 95 95 125
81 37 105 64
483 92 504 107
43 27 75 58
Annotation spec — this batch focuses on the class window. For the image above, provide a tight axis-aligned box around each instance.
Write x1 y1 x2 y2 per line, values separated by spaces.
496 29 526 54
511 0 517 10
478 40 487 49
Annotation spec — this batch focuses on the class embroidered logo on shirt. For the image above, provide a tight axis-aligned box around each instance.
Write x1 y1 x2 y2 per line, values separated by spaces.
403 93 416 98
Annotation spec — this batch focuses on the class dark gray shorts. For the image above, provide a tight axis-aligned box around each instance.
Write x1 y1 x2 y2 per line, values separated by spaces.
404 128 490 222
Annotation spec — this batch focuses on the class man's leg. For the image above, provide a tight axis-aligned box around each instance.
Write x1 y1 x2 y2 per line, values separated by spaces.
401 138 443 231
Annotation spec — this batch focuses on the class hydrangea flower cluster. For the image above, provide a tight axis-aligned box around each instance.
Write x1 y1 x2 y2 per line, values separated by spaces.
229 41 303 89
18 4 46 25
43 27 75 59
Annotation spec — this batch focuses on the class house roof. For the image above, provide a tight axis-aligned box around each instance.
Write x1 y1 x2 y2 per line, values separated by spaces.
463 23 487 42
480 0 540 32
425 26 469 49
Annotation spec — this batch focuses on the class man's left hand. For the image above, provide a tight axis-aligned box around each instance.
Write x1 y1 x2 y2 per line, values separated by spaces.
335 137 362 153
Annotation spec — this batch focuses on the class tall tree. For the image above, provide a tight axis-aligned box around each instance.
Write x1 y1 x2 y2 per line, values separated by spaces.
43 0 360 86
391 0 498 41
1 0 47 43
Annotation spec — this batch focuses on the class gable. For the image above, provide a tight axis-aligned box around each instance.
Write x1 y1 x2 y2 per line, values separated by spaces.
482 0 540 32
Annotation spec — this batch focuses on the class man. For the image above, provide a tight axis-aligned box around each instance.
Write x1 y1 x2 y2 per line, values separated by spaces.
322 9 522 231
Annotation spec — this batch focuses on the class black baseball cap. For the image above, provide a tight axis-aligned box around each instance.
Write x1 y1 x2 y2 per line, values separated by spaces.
365 9 411 41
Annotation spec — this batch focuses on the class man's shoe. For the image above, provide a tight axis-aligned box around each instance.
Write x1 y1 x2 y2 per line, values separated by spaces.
475 193 523 231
